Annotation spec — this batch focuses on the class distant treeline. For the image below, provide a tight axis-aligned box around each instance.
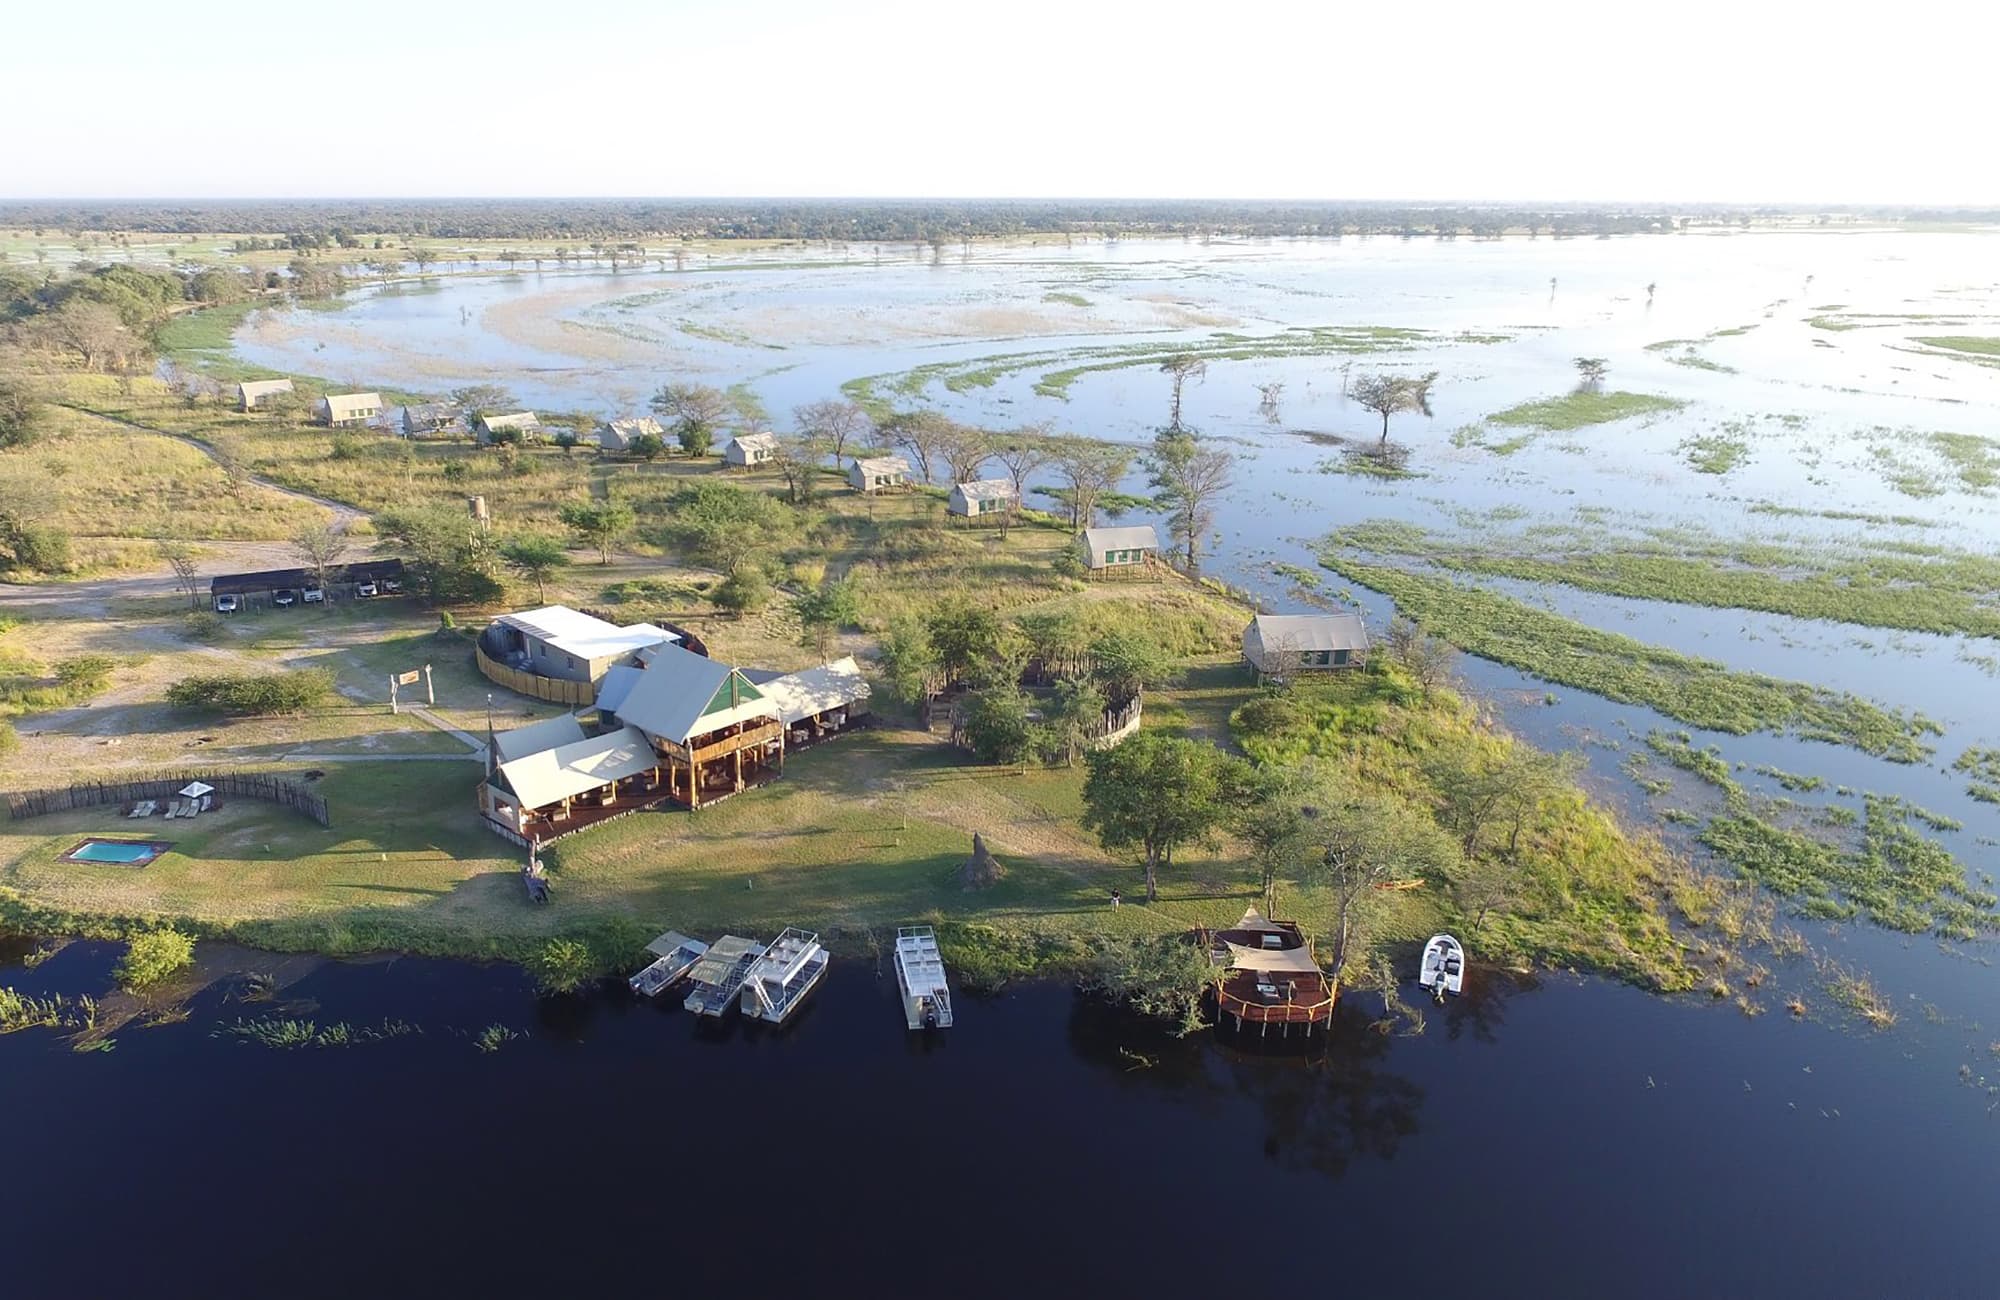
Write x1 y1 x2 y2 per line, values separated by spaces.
5 199 1991 243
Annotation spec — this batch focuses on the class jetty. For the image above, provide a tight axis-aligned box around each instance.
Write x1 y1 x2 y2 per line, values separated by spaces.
629 931 708 998
738 927 829 1024
682 935 769 1017
1194 907 1335 1038
893 926 953 1030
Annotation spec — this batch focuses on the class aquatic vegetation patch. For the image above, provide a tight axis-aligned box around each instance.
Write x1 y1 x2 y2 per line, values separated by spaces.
1912 335 2000 358
1486 390 1686 431
216 1017 420 1049
1750 764 1825 793
475 1023 520 1053
1665 351 1737 374
1927 432 2000 491
1681 433 1748 474
1315 556 1940 762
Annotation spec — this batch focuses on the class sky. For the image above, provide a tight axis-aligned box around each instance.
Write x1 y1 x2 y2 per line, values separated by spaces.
3 0 1989 204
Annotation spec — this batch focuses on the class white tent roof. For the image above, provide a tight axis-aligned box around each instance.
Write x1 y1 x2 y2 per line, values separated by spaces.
952 478 1018 502
491 712 588 763
480 410 541 430
753 656 871 726
179 781 215 799
595 663 646 716
728 431 779 453
496 606 678 661
322 392 381 417
1222 942 1323 975
612 642 777 745
238 379 293 398
852 455 910 477
1084 525 1159 565
1246 613 1370 655
494 725 658 810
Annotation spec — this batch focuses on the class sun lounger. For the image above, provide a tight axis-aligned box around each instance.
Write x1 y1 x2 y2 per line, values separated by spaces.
198 795 212 814
128 800 156 818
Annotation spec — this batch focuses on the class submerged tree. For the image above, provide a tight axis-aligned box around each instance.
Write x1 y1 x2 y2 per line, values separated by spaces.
1348 371 1439 444
1573 357 1609 392
1146 427 1234 570
1159 353 1207 429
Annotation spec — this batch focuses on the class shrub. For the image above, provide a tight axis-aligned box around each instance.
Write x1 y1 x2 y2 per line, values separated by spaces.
55 656 114 690
1052 541 1087 579
531 938 595 994
712 567 771 616
0 719 17 755
183 610 225 641
1233 693 1305 737
116 929 195 990
329 433 368 460
165 668 335 715
962 687 1034 764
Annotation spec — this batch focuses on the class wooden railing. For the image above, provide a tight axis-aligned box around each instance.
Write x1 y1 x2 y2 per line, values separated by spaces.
4 771 331 827
690 721 783 765
475 644 597 707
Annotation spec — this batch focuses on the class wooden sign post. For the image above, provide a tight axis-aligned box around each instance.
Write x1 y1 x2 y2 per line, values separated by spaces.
390 668 424 714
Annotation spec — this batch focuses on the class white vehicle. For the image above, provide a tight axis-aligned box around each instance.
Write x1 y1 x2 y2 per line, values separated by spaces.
355 581 379 598
1419 934 1465 1002
302 585 324 603
738 928 829 1024
272 589 298 608
629 932 709 998
214 594 240 614
380 577 402 594
894 925 954 1030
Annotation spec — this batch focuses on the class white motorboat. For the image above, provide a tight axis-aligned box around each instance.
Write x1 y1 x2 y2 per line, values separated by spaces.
628 931 708 998
1419 933 1465 1000
738 928 829 1024
893 926 953 1030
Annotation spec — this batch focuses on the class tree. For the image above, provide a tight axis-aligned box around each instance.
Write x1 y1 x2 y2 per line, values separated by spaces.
0 380 45 449
500 533 571 602
794 575 861 660
1088 625 1173 702
1423 743 1574 858
1038 677 1105 768
1048 436 1134 533
556 500 635 565
771 429 829 506
409 246 438 276
628 431 666 461
880 615 947 704
1257 381 1285 423
1384 618 1458 700
712 566 771 616
882 409 962 484
1082 731 1244 902
1307 788 1461 985
927 600 1006 687
156 537 202 610
650 382 729 457
551 429 579 455
39 299 131 371
989 425 1052 529
1574 357 1609 391
936 419 992 486
289 522 348 593
1016 607 1089 683
1146 427 1234 570
449 384 518 419
793 398 871 466
1159 353 1207 429
655 480 792 576
962 685 1035 765
1349 370 1439 444
373 506 502 604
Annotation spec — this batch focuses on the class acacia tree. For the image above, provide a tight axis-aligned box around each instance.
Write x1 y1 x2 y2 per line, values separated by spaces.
289 523 349 593
1082 731 1245 902
1349 371 1439 444
794 575 861 660
556 500 635 565
650 383 730 457
1049 436 1133 533
1147 427 1234 570
793 398 871 467
1159 353 1207 429
881 409 954 484
1574 357 1609 391
937 420 992 486
989 425 1052 532
1384 617 1458 700
500 533 571 602
1308 789 1462 985
449 384 518 420
771 429 829 506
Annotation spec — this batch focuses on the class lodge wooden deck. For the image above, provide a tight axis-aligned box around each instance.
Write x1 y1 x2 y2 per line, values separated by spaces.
1196 914 1337 1034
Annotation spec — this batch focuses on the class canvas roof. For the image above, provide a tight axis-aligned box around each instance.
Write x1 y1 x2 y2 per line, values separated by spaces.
1083 525 1159 565
852 455 910 477
404 402 461 421
1222 942 1323 975
1247 612 1370 655
495 606 678 661
612 641 776 744
494 725 658 810
238 379 293 398
480 410 540 430
753 656 871 726
595 663 646 716
728 431 779 453
607 417 663 435
645 930 702 959
322 392 382 417
491 712 588 763
953 478 1018 502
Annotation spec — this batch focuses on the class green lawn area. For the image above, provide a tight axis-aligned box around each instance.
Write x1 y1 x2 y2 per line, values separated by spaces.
1487 389 1687 431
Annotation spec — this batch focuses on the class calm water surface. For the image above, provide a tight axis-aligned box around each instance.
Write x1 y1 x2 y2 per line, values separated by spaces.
2 940 1995 1298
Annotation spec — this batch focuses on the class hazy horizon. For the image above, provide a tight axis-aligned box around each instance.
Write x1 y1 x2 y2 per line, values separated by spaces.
6 0 1988 205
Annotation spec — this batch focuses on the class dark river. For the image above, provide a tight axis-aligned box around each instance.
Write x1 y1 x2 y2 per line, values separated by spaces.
3 938 1994 1297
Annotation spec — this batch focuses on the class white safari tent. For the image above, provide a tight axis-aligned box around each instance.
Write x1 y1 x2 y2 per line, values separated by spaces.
316 392 383 427
947 478 1018 518
1083 525 1159 571
1242 613 1370 679
848 455 911 492
237 378 294 410
723 431 779 466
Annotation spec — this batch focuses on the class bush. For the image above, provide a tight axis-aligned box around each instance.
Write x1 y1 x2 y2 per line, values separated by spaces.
1081 935 1218 1036
329 433 368 460
1052 541 1087 579
116 928 195 990
441 461 469 484
0 379 46 449
183 610 225 641
165 668 335 716
531 938 596 994
0 719 17 755
54 656 114 690
0 524 72 575
1233 693 1305 737
962 687 1034 764
712 567 771 616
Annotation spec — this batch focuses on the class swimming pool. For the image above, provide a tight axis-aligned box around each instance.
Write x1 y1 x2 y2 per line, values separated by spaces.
60 839 173 866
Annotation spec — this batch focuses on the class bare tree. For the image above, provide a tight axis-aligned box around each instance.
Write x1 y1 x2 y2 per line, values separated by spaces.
771 429 829 506
650 382 731 456
1349 371 1439 444
156 538 202 610
290 522 349 592
1048 437 1133 533
1256 381 1285 424
881 410 956 484
936 420 992 485
989 424 1053 529
1159 353 1207 429
1147 429 1234 570
794 398 871 466
39 300 132 372
1384 617 1458 700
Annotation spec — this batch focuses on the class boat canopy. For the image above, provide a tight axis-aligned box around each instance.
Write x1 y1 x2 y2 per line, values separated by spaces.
645 930 700 959
1221 941 1322 975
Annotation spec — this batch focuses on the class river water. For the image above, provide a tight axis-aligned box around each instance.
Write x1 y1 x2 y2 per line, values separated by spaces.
3 938 1996 1297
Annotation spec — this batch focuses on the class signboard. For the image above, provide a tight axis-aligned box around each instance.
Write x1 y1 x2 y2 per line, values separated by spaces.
397 670 423 686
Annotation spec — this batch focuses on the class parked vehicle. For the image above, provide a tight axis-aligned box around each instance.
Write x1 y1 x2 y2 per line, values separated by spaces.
302 585 324 603
355 581 379 598
1419 933 1465 1001
272 589 298 608
214 594 240 614
380 577 402 594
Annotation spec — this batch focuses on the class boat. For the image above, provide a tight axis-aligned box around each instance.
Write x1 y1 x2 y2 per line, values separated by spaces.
893 925 953 1030
738 927 829 1024
628 931 709 998
683 935 769 1017
1419 933 1465 1001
